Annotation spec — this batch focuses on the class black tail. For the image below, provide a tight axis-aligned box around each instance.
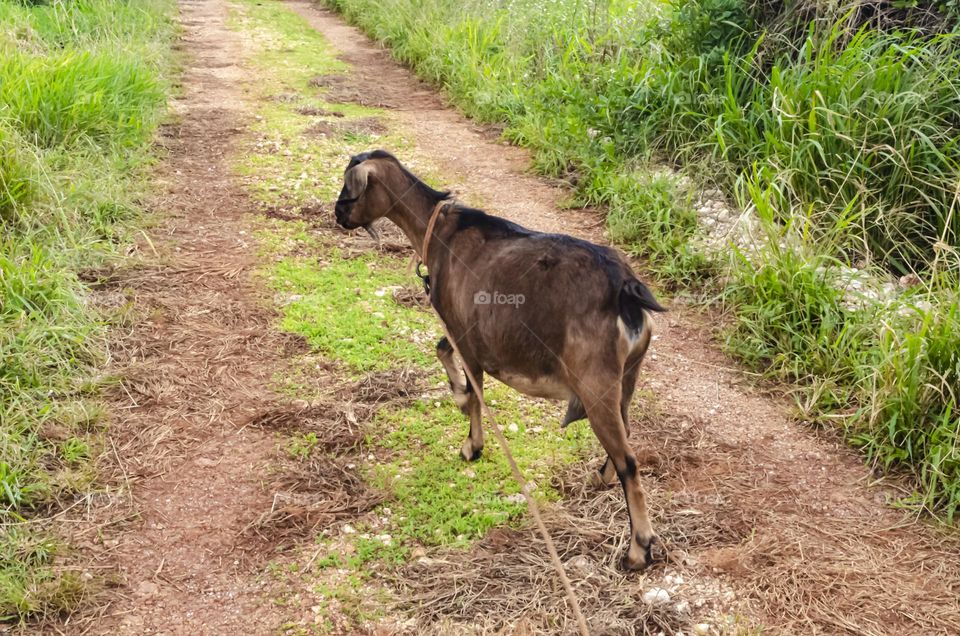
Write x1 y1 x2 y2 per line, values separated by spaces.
618 279 665 332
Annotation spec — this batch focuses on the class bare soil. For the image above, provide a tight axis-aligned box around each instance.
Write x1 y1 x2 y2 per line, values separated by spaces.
57 1 327 633
56 0 960 634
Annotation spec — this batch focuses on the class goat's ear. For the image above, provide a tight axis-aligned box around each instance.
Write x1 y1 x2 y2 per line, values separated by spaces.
345 161 376 197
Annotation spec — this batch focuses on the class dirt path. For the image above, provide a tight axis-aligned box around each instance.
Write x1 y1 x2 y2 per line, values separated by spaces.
90 1 287 633
76 0 960 633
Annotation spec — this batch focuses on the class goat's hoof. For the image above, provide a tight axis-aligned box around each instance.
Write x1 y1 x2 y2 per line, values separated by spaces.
589 460 618 489
459 440 482 462
620 536 658 571
588 470 616 490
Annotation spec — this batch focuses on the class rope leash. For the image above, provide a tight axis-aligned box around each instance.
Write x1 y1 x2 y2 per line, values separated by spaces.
417 200 591 636
437 321 591 636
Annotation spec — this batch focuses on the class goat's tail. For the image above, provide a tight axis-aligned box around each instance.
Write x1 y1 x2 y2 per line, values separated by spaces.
618 279 666 333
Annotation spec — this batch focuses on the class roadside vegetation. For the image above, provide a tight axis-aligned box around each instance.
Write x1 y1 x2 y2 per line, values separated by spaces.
0 0 174 621
228 0 600 629
321 0 960 520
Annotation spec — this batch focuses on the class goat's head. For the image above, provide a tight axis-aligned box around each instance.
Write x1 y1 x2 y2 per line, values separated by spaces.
334 150 401 231
335 150 451 234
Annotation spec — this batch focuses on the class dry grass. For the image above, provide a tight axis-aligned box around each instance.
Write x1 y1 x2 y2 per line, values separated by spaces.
295 105 344 117
308 73 397 108
307 116 387 137
248 400 371 454
346 366 428 405
242 455 384 546
391 285 429 310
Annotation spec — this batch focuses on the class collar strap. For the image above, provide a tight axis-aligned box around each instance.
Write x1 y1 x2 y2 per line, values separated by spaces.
420 199 450 268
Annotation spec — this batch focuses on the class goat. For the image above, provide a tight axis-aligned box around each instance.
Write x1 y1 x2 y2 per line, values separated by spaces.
334 150 665 570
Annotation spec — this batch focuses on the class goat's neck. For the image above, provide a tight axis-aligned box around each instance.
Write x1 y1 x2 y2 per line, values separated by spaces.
386 190 441 259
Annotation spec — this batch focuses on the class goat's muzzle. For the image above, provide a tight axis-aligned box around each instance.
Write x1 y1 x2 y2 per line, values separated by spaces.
334 196 360 228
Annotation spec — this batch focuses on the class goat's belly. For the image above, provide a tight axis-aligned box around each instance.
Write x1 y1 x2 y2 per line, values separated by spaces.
493 372 572 401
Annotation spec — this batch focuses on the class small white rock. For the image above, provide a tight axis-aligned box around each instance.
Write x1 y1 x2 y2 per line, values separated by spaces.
642 587 671 605
694 623 711 635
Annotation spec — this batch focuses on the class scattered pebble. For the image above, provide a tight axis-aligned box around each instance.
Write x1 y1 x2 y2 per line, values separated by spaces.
642 587 671 605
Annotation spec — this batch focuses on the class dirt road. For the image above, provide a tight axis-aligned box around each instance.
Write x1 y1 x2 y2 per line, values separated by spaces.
75 0 960 633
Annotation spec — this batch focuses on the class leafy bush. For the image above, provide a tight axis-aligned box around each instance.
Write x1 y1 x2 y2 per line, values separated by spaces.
666 0 754 62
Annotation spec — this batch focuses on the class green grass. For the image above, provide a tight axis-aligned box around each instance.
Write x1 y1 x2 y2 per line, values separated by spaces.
0 0 175 622
272 252 436 371
319 0 960 519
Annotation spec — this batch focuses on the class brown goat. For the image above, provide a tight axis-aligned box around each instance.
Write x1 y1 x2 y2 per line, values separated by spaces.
334 150 665 569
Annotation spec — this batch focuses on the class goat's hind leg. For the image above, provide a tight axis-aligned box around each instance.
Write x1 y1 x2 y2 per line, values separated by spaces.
597 344 650 488
436 337 484 461
580 383 656 570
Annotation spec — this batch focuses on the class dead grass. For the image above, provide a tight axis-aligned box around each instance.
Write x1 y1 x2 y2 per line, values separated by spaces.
308 73 397 108
346 366 429 404
295 105 345 117
391 285 429 310
248 400 371 454
307 116 387 138
243 365 430 550
263 201 329 223
242 456 384 546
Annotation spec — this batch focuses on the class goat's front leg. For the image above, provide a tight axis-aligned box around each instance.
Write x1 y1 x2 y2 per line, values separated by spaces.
436 337 484 461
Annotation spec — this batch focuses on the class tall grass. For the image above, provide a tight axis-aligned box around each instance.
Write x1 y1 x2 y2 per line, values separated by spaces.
627 24 960 274
323 0 960 518
0 0 174 621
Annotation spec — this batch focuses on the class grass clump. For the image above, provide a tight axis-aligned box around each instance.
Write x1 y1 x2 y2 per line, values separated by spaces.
857 295 960 520
0 50 164 148
0 124 34 217
0 0 175 622
272 251 436 372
